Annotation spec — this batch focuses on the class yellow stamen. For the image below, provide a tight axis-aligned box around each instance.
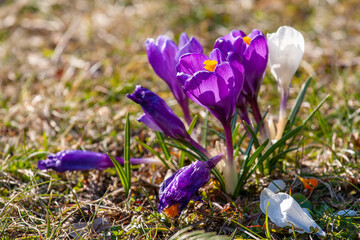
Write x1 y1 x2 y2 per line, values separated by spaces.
163 203 180 218
243 36 251 45
203 59 218 72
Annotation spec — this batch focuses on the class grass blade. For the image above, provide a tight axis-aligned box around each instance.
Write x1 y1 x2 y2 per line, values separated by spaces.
244 121 260 149
265 201 271 239
188 114 198 135
135 138 170 169
108 153 130 196
124 113 131 187
302 94 329 126
156 131 171 161
287 77 312 130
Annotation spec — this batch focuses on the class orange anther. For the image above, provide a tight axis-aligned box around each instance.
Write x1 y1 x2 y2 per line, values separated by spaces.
203 59 218 72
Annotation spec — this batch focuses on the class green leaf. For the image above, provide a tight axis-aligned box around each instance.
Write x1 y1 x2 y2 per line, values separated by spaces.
108 153 130 197
244 121 260 149
156 131 171 161
287 77 312 130
187 115 198 135
135 138 170 169
234 140 268 196
265 201 271 240
302 94 329 126
124 113 131 186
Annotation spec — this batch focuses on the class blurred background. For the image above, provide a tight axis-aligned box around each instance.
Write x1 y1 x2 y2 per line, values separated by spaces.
0 0 359 161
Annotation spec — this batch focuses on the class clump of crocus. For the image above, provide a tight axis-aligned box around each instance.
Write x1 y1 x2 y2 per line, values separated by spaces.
159 154 223 218
38 150 161 172
177 49 244 195
267 26 305 140
214 29 269 140
260 187 325 237
127 86 210 158
145 33 203 125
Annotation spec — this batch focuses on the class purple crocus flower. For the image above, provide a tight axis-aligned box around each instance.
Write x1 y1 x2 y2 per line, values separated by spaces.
158 154 223 218
38 150 161 172
177 49 244 194
177 49 244 126
214 29 268 139
214 29 268 100
127 86 210 158
145 33 203 125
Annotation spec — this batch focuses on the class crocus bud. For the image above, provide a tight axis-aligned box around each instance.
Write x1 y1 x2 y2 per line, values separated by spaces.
127 86 210 158
38 150 161 172
267 26 305 91
158 154 223 218
145 33 203 124
127 86 190 140
267 26 305 140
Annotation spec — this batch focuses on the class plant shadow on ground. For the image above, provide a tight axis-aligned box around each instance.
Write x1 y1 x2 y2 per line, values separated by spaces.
0 0 360 239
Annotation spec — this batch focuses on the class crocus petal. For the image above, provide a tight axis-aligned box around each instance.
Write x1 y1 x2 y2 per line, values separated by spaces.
178 32 190 49
260 188 325 237
267 26 305 90
177 53 209 75
248 29 264 39
176 72 192 86
145 34 196 124
213 37 236 56
159 154 223 217
183 62 240 124
214 29 267 104
242 34 268 98
38 150 161 172
175 37 203 63
225 29 246 41
179 52 243 125
137 114 163 132
127 86 190 140
145 37 176 84
209 48 227 64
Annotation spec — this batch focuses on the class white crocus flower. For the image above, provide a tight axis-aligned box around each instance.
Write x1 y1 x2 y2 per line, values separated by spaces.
260 188 325 237
267 26 305 140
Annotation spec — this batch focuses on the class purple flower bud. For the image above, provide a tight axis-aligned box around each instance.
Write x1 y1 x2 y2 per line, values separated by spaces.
127 86 210 158
127 86 190 140
145 33 203 124
38 150 161 172
158 154 223 217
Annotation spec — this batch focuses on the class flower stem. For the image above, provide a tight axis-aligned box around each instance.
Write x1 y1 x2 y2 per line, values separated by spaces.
180 99 192 126
275 88 289 140
249 96 270 142
223 122 234 166
222 121 237 195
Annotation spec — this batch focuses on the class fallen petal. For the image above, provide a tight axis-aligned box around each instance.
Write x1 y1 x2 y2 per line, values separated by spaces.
260 188 325 237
